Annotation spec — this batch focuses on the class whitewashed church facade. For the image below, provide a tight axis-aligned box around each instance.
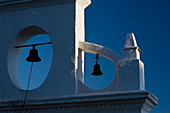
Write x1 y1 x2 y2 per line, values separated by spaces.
0 0 158 112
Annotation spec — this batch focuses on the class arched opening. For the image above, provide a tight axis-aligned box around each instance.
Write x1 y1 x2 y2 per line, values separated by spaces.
78 41 122 91
84 52 115 89
7 26 53 90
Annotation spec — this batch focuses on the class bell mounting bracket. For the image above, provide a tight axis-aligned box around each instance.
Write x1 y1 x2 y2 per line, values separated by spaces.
15 42 52 48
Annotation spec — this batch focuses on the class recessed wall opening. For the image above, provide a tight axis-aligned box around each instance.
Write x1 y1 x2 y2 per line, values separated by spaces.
84 52 115 90
7 26 53 90
18 34 53 90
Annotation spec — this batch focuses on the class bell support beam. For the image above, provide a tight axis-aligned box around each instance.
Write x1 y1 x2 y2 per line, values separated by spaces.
15 42 52 48
78 41 122 65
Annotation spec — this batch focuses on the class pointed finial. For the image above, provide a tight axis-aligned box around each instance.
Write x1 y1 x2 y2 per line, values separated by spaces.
124 33 138 48
122 33 141 60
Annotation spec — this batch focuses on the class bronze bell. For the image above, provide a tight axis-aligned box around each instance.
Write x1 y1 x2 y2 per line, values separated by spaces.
26 46 41 62
91 54 103 76
91 62 103 76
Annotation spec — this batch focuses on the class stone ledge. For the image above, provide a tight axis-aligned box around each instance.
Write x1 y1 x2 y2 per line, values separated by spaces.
0 90 158 112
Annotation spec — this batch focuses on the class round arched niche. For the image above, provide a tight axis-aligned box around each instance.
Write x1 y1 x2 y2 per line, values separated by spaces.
84 52 116 90
7 26 53 90
78 41 122 91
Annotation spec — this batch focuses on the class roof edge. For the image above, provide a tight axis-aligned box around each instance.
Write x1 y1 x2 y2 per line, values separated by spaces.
0 0 74 7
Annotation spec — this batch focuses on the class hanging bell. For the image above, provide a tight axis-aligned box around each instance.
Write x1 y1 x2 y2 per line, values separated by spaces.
26 46 41 62
91 62 103 76
91 54 103 76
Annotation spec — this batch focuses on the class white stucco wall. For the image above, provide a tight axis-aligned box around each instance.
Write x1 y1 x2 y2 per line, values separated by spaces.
0 3 145 100
0 0 90 101
0 1 158 113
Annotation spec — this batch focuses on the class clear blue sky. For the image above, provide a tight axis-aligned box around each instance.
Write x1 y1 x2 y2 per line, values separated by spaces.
18 0 170 113
84 0 170 113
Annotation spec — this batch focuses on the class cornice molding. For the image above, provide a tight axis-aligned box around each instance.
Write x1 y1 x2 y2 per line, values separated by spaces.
0 0 91 12
0 103 143 112
0 91 158 112
0 0 75 6
0 0 74 7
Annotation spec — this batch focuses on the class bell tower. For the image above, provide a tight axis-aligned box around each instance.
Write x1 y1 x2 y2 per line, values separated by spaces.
0 0 158 113
0 0 90 103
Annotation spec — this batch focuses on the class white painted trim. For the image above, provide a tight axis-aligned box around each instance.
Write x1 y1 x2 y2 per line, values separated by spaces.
76 0 91 9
